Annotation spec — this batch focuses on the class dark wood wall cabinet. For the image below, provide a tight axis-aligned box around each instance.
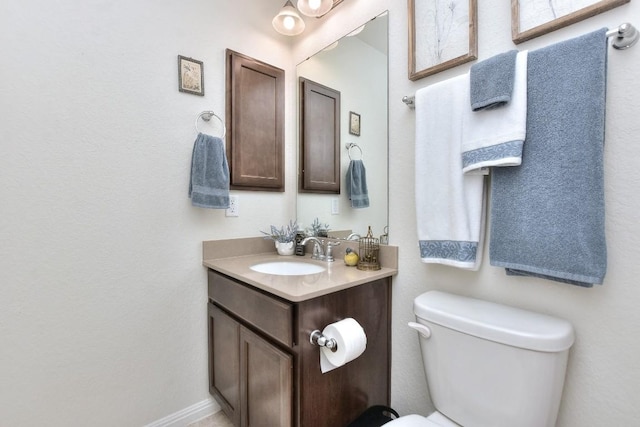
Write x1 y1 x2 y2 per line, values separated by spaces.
207 270 391 427
226 50 285 192
299 78 341 194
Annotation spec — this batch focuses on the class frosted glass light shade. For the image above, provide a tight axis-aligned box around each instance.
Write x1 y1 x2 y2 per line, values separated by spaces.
272 0 305 36
297 0 333 17
346 24 365 36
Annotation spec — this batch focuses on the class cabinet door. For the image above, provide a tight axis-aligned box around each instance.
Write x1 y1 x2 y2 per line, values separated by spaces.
226 49 285 192
240 326 293 427
208 304 240 426
299 78 341 193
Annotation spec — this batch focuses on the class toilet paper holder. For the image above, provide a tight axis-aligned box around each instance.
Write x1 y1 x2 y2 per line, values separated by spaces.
310 329 338 352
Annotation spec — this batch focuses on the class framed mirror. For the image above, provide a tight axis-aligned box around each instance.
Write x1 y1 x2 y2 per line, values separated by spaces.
296 11 388 241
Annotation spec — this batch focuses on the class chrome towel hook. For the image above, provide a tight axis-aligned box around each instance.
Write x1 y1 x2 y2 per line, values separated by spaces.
195 110 226 138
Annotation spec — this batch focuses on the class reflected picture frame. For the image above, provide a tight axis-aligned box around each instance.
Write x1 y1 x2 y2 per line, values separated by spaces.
512 0 630 44
408 0 477 81
178 55 204 96
349 111 361 136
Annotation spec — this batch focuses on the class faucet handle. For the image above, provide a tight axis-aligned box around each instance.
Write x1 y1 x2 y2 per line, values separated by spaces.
325 241 340 262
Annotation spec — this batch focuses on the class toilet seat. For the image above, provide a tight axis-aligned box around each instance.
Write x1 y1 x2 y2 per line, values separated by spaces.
385 412 461 427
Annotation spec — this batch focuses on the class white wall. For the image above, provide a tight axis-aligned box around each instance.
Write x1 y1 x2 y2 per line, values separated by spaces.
3 0 640 425
0 0 295 425
297 1 640 426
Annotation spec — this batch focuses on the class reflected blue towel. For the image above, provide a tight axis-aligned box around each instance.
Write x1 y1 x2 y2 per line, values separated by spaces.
346 160 369 208
470 50 518 111
189 133 230 209
489 29 608 287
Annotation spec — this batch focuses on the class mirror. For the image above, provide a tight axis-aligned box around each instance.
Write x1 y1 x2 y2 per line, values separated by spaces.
296 11 388 241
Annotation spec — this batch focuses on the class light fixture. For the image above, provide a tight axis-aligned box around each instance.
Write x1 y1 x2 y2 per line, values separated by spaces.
272 0 306 36
297 0 333 18
322 41 339 51
346 24 365 37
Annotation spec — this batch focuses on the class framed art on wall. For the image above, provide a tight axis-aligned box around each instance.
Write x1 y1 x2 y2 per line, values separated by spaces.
512 0 630 44
178 55 204 96
408 0 477 81
349 111 361 136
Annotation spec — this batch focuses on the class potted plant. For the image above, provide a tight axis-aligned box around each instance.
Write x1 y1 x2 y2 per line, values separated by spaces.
307 217 330 238
261 220 299 255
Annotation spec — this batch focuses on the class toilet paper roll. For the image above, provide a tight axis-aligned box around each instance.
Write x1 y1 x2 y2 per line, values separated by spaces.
320 318 367 373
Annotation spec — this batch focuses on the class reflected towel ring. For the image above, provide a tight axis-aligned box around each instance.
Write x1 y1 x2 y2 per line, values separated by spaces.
195 110 226 138
346 143 363 160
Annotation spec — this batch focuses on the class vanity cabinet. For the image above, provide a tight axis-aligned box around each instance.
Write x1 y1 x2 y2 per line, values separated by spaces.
207 270 391 427
208 304 293 426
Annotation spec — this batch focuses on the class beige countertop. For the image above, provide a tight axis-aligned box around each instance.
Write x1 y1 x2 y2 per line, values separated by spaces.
203 237 397 302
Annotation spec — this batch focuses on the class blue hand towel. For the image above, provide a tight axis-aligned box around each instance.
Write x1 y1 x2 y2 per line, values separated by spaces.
346 159 369 208
189 133 230 209
470 50 518 111
462 51 528 173
489 29 608 287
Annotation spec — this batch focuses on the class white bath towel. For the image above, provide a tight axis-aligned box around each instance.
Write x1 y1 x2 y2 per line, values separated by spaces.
415 75 487 270
461 51 528 174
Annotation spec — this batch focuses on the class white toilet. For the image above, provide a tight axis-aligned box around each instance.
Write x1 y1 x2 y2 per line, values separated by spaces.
387 291 575 427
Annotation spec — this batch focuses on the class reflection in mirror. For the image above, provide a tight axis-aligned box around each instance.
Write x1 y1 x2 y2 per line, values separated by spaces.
296 11 388 242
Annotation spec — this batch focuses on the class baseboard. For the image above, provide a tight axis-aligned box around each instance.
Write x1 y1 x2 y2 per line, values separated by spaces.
145 397 221 427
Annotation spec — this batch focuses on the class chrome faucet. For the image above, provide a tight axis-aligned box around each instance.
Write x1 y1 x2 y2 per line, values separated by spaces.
300 237 340 262
346 233 361 241
301 236 325 260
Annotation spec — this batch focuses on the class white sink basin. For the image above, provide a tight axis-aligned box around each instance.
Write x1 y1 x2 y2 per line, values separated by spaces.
250 261 326 276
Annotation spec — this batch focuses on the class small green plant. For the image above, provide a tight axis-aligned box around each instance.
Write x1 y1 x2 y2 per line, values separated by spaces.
261 220 299 243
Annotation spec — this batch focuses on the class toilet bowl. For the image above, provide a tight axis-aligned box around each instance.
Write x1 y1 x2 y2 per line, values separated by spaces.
387 291 574 427
387 411 459 426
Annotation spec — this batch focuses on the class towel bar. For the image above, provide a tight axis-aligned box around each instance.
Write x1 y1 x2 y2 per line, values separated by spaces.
402 95 415 108
606 22 638 50
402 22 637 108
195 110 226 138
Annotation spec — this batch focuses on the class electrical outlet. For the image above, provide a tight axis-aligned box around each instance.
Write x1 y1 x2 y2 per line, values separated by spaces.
226 195 239 217
331 198 340 215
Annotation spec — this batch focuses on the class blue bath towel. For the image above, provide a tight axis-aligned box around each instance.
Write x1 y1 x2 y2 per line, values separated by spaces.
346 159 369 208
489 29 608 287
189 133 230 209
470 50 518 111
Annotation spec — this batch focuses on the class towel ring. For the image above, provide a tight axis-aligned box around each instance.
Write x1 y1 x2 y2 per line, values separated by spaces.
346 143 363 160
195 110 226 139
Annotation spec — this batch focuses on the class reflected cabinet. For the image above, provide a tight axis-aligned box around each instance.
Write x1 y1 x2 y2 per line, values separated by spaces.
299 78 341 194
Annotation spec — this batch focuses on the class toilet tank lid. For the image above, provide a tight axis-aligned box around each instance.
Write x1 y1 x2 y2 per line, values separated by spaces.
413 291 575 352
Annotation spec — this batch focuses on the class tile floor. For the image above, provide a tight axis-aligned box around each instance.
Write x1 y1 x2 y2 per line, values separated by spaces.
188 411 234 427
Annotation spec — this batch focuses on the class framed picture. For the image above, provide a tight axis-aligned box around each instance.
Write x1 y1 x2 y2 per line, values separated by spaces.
349 111 361 136
178 55 204 96
408 0 477 81
512 0 629 44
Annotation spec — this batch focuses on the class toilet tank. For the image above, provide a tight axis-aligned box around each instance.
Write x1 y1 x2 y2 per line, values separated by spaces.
413 291 574 427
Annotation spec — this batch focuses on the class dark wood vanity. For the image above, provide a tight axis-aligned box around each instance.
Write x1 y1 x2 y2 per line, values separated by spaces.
207 269 392 427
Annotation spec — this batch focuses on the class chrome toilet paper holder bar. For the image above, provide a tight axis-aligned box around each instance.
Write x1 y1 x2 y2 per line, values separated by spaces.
310 330 338 352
